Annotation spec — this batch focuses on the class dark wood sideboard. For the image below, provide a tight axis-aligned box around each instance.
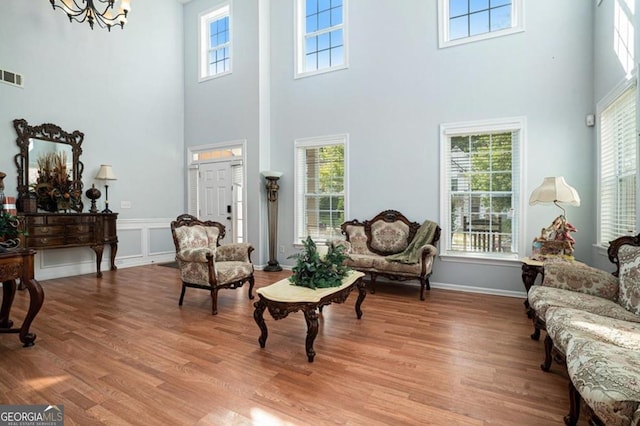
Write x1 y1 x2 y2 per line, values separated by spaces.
18 213 118 278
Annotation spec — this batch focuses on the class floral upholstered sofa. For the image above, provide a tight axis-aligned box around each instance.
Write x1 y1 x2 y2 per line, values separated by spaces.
527 234 640 425
335 210 440 300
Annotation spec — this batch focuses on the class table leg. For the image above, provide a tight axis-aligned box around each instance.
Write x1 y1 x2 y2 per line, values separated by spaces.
19 278 44 347
355 278 366 319
253 299 268 348
303 308 319 362
0 279 16 329
92 244 105 278
110 242 118 271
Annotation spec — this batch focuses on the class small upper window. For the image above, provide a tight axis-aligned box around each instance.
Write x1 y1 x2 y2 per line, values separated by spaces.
295 0 348 78
438 0 524 48
199 3 231 81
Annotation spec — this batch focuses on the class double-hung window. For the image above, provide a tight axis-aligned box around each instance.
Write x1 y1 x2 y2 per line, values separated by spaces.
295 0 347 78
440 117 525 259
199 3 231 81
598 81 637 245
294 134 348 243
438 0 524 48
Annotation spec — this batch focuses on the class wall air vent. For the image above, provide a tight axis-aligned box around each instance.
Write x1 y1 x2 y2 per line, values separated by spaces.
0 69 24 88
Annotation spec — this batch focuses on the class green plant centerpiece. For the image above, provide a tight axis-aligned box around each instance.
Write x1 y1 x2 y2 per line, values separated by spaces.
288 236 351 289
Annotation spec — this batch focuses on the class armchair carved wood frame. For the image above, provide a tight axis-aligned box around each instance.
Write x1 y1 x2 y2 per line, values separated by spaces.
170 214 255 315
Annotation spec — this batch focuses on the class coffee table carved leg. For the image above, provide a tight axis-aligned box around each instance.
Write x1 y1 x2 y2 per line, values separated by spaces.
303 308 319 362
253 299 268 348
355 278 366 319
19 278 44 347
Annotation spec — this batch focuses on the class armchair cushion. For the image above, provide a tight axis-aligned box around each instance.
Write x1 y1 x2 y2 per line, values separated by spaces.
566 337 640 426
528 286 640 323
343 225 372 255
546 307 640 357
369 220 410 253
216 261 254 284
177 247 215 263
177 260 211 286
542 262 619 301
216 243 253 262
617 245 640 315
173 224 219 251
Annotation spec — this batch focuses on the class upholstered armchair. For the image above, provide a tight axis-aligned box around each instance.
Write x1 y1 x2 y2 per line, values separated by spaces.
170 214 255 315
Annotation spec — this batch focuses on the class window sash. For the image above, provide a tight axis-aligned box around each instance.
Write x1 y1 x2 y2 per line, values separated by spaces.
599 83 637 244
199 4 231 81
440 118 524 259
295 136 347 243
296 0 347 77
438 0 523 48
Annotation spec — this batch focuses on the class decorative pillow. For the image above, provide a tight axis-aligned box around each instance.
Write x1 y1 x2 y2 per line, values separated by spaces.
617 245 640 315
369 221 409 254
345 225 371 255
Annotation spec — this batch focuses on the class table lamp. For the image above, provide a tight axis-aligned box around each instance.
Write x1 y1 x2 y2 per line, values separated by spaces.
95 165 117 213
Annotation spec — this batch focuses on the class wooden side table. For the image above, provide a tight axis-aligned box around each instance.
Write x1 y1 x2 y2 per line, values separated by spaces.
253 271 366 362
0 249 44 346
521 257 544 317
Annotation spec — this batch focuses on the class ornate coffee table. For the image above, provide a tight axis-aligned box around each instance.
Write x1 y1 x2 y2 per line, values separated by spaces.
253 271 366 362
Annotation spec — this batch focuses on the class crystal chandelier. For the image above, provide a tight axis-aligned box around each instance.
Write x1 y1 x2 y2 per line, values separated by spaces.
49 0 131 31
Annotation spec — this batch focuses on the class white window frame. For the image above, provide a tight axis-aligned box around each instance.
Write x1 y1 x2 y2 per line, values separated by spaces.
294 0 349 79
294 134 349 245
199 2 232 82
596 75 638 247
439 117 526 264
438 0 524 49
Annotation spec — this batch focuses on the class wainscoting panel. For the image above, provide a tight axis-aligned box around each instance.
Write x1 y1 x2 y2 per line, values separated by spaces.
31 218 175 280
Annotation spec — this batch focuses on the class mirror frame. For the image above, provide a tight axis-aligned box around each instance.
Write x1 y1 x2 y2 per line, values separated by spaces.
13 118 85 213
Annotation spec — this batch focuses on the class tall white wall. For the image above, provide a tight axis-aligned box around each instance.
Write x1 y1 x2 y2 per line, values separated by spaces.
267 0 595 294
182 0 265 264
0 0 185 276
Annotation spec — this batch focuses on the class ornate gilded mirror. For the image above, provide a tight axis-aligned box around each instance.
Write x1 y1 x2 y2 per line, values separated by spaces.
13 119 84 213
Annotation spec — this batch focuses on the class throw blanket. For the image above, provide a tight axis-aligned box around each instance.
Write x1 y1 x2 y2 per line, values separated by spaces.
386 220 438 264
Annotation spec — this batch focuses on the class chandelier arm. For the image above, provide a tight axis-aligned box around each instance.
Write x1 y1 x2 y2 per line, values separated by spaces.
50 0 128 30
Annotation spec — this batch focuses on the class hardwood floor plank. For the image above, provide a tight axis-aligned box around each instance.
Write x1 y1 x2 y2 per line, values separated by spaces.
0 265 589 425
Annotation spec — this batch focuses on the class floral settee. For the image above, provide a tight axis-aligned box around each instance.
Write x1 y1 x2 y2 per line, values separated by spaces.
527 234 640 425
335 210 440 301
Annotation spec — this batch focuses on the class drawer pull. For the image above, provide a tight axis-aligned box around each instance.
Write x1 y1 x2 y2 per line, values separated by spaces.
41 227 49 233
40 238 48 245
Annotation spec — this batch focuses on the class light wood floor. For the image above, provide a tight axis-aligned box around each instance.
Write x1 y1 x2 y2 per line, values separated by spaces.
0 265 588 425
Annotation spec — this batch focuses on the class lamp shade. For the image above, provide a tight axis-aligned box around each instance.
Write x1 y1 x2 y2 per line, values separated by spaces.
529 176 580 206
95 164 117 181
261 171 283 179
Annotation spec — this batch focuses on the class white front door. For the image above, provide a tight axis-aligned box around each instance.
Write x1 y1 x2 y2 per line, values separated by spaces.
199 161 232 243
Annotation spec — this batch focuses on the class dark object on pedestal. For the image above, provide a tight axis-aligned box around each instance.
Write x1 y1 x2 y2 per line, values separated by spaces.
85 184 102 214
262 171 283 272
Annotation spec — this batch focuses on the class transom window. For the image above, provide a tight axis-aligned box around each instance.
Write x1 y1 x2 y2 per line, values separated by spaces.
295 0 347 78
199 3 231 81
440 118 525 259
438 0 524 48
598 81 637 245
294 134 348 243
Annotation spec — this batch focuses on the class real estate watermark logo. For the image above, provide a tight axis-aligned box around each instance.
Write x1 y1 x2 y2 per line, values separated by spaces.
0 405 64 426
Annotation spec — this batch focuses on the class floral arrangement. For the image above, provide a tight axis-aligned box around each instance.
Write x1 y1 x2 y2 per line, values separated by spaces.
288 236 351 289
32 152 82 212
